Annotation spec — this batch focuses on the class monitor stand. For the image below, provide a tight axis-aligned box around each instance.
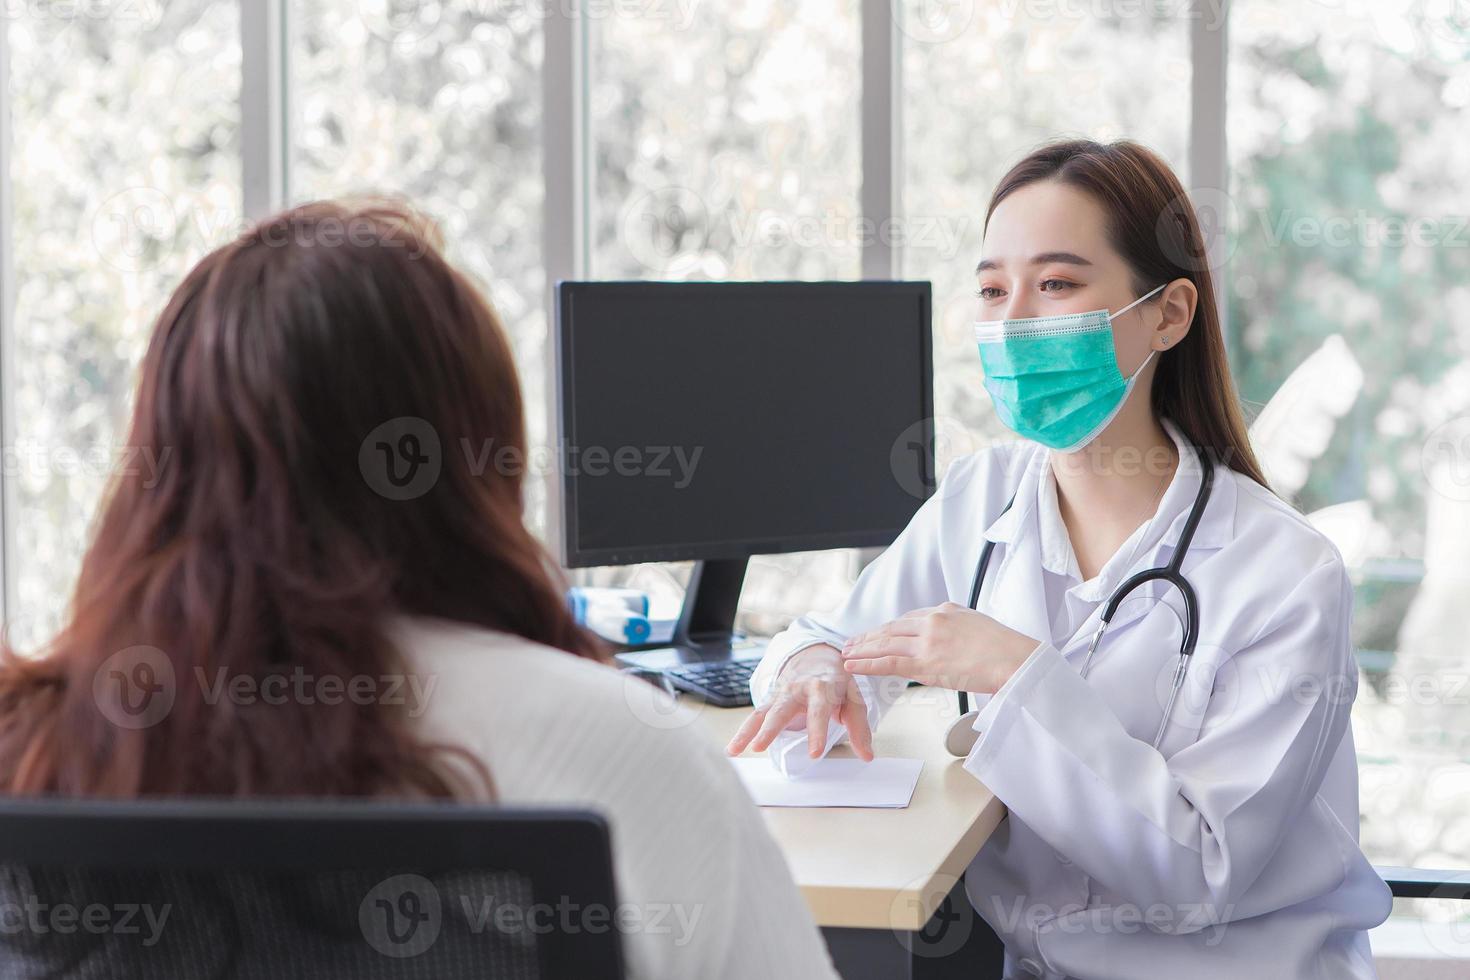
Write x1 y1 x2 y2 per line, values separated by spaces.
613 558 767 672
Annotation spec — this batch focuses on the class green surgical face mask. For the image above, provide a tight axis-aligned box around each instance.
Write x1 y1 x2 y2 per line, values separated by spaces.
973 282 1166 452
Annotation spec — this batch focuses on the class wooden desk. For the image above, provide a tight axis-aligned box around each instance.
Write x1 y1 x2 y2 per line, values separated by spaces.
693 686 1006 931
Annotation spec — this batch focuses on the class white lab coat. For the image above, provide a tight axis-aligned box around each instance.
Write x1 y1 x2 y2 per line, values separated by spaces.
750 417 1392 980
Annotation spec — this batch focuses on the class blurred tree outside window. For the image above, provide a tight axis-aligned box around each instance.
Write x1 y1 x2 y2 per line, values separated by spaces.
7 0 240 649
584 0 864 632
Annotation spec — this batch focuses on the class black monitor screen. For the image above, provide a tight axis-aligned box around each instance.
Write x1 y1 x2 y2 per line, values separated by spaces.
557 281 933 566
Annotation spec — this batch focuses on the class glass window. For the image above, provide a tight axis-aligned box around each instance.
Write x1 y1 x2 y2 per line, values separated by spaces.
586 0 863 627
292 0 546 521
589 0 861 281
1228 0 1470 919
901 0 1192 453
6 0 241 648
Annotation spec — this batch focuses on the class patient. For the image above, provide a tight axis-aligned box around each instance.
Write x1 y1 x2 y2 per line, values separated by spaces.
0 201 836 980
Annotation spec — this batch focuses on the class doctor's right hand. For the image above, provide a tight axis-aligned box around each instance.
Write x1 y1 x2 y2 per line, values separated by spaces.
724 644 875 762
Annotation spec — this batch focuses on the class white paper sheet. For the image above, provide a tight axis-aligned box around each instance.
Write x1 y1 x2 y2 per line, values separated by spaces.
728 756 923 808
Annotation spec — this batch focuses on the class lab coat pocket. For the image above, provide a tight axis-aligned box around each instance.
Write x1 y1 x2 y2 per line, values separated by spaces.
1159 640 1246 753
1152 647 1226 756
1064 596 1189 746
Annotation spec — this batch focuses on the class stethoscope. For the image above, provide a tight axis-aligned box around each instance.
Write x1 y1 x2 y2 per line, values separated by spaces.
944 447 1216 756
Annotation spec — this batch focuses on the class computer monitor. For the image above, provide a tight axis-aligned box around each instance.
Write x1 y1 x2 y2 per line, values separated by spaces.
555 281 933 686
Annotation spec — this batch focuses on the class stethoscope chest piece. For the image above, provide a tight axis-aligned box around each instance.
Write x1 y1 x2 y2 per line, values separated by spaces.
945 709 983 757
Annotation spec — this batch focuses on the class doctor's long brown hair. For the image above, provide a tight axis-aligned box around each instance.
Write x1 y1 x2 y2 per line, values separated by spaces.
987 139 1269 488
0 200 604 798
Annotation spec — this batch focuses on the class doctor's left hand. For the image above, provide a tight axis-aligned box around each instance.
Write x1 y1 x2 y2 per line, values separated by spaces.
840 603 1041 694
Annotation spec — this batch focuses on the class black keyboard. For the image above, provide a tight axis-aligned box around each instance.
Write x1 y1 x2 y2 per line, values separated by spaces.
664 660 758 708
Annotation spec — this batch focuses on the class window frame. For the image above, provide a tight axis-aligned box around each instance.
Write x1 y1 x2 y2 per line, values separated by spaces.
0 15 14 621
241 0 290 222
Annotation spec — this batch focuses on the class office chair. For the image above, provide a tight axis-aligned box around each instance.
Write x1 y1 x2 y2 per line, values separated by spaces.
0 797 624 979
1376 866 1470 902
1373 865 1470 974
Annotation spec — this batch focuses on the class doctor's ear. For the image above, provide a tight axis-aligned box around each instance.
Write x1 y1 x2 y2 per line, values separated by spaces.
1151 278 1197 351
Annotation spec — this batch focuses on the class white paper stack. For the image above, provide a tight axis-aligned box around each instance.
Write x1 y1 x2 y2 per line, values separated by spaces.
729 756 923 808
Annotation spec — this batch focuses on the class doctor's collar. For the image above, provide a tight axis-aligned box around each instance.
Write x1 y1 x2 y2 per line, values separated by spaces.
980 417 1222 549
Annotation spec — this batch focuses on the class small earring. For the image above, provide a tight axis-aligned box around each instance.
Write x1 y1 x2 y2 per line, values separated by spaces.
1160 336 1170 346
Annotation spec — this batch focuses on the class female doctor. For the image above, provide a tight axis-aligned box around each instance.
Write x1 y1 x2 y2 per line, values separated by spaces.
726 139 1391 979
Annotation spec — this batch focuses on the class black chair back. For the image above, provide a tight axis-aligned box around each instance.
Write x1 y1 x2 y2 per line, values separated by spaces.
0 797 624 979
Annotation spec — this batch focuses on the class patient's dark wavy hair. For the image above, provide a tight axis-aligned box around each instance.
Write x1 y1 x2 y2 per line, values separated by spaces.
0 199 606 798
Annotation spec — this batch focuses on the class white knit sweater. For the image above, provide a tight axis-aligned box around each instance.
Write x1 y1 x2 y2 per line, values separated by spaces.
393 615 840 980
